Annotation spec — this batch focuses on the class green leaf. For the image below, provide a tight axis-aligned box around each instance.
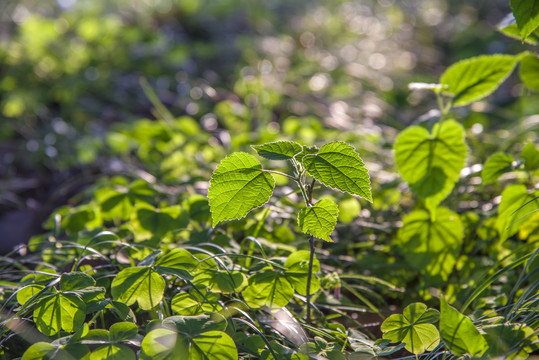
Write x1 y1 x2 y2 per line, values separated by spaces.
193 270 247 293
294 145 319 162
162 314 227 335
155 248 199 281
481 153 514 184
440 297 487 356
111 267 165 310
381 303 440 354
520 53 539 91
90 344 135 360
338 196 361 223
511 0 539 40
395 207 463 285
33 292 86 336
60 272 96 291
521 141 539 170
440 54 519 106
251 141 303 160
284 250 320 296
16 284 45 305
303 142 372 202
171 291 222 315
496 184 539 241
135 206 175 238
242 270 295 309
22 342 90 360
208 152 275 226
482 323 539 359
140 328 237 360
394 120 467 212
298 199 339 242
498 13 539 44
109 322 138 342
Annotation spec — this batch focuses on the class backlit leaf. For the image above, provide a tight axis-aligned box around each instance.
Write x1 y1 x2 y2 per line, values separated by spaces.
521 141 539 170
394 120 467 213
303 142 372 202
284 250 320 296
482 153 514 184
520 53 539 91
395 207 463 285
60 272 96 291
33 292 86 336
22 342 90 360
251 141 302 160
90 344 135 360
511 0 539 41
381 302 440 354
440 55 518 106
297 199 339 242
440 297 487 356
208 152 275 226
111 267 165 310
496 184 539 241
242 270 294 309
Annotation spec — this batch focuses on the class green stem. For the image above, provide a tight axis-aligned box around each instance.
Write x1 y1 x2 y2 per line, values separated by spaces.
306 235 315 323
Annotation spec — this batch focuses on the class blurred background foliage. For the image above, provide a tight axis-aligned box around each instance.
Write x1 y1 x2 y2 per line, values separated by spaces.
0 0 538 296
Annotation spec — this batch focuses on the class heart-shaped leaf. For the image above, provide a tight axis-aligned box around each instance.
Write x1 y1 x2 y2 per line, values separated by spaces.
482 153 514 184
395 207 463 285
394 120 467 213
33 292 86 336
208 152 275 226
303 142 372 202
298 199 339 242
251 141 303 160
111 267 165 310
381 303 440 354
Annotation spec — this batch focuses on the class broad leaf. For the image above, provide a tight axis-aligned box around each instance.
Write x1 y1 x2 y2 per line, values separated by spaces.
303 142 372 202
483 323 539 359
440 297 487 356
155 248 199 281
208 152 275 226
496 184 539 241
135 206 175 238
498 13 539 44
251 141 302 160
171 290 222 315
90 344 135 360
440 55 518 106
17 284 45 306
395 207 463 285
109 322 138 342
521 141 539 170
193 270 247 293
394 120 467 213
511 0 539 40
33 292 86 336
381 303 440 354
60 272 96 291
284 250 320 296
22 342 90 360
242 270 295 309
111 267 165 310
520 53 539 91
482 153 514 184
298 199 339 242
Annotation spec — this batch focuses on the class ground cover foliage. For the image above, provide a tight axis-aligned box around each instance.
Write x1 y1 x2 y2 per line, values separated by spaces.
0 0 538 359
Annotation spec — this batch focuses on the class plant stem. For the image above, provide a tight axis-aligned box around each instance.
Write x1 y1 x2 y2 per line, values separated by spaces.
306 235 315 323
261 169 297 181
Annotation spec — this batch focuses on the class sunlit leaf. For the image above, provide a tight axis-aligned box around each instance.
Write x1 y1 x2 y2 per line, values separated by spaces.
297 199 339 242
208 152 275 226
381 303 440 354
496 184 539 241
440 297 487 356
511 0 539 41
482 153 514 184
242 270 294 309
22 342 90 360
303 142 372 202
111 267 165 310
60 272 96 291
284 250 320 296
251 141 303 160
395 207 463 285
440 54 519 106
520 141 539 170
109 322 138 342
90 344 135 360
394 120 467 213
33 292 86 336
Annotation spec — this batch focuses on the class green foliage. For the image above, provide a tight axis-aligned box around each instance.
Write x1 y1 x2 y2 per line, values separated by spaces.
394 120 467 213
440 54 519 106
208 152 275 226
520 53 539 91
303 142 372 202
252 141 303 160
298 200 339 242
381 303 440 354
496 184 539 241
440 297 488 357
482 153 515 184
110 267 165 310
510 0 539 41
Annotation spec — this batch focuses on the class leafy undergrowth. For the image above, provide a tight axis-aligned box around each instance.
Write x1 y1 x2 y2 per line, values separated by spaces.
1 1 539 360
